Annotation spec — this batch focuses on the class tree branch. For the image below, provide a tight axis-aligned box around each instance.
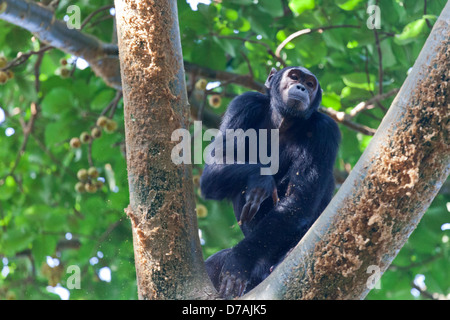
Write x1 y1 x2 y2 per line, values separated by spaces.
275 25 360 57
0 0 121 89
0 45 53 71
348 88 399 118
319 107 377 136
184 62 265 92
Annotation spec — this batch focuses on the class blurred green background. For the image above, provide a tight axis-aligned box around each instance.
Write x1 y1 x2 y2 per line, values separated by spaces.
0 0 448 300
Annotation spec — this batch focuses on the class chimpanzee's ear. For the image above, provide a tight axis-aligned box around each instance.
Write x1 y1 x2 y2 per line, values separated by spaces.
310 83 322 111
264 68 277 89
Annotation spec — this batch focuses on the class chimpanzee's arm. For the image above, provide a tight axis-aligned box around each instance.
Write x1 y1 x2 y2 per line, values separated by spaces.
200 92 271 201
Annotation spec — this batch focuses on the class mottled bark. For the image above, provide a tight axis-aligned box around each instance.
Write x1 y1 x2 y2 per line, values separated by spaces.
114 0 215 300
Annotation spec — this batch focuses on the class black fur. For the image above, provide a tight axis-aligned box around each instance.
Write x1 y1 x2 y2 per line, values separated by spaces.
200 66 340 298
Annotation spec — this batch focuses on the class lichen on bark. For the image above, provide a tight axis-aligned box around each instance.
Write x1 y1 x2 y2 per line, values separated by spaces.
115 0 214 300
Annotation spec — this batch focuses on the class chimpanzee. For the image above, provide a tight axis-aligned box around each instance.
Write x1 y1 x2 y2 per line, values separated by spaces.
200 66 340 298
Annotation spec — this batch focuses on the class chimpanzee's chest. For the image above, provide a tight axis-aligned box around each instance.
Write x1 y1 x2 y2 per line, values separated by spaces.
274 135 310 194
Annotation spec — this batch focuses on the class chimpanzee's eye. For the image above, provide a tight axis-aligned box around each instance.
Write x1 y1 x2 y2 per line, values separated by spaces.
306 81 314 88
290 74 299 81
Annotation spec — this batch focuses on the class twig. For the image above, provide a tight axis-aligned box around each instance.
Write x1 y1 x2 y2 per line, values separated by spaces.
1 45 53 71
99 90 123 118
34 44 46 92
275 25 360 57
364 47 388 112
424 0 433 29
241 52 254 78
215 34 287 68
2 45 45 181
80 5 114 30
87 142 94 168
0 201 6 232
107 91 123 118
2 103 39 181
411 283 439 300
89 14 114 28
390 252 443 271
197 91 207 121
373 28 383 95
349 88 399 118
319 107 377 136
364 47 374 96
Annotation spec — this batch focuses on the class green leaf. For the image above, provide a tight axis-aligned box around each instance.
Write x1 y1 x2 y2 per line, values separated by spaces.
20 205 51 225
14 75 38 101
276 30 295 50
295 35 327 66
0 176 16 200
236 17 251 32
258 0 284 18
322 29 346 52
395 19 427 45
190 40 226 70
322 92 341 110
198 2 218 20
91 132 121 163
213 36 237 58
336 0 363 11
289 0 315 16
91 90 115 111
380 40 397 68
45 121 71 147
342 73 375 91
32 235 59 265
43 208 68 232
224 8 239 21
41 87 74 118
5 27 31 51
228 0 253 5
246 9 273 38
356 133 373 153
1 229 34 255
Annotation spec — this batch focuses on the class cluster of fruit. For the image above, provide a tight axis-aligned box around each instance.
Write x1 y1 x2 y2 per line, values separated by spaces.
75 167 103 194
195 78 222 109
0 57 14 84
58 58 71 78
69 116 117 148
192 174 208 218
70 116 117 194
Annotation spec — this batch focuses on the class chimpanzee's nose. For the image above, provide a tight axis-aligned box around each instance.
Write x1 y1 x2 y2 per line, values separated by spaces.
296 84 306 91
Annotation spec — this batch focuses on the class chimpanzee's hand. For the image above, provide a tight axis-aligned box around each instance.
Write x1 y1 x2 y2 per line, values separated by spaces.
219 251 250 298
240 175 278 224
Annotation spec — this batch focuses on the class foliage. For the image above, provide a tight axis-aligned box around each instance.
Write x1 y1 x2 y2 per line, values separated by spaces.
0 0 448 300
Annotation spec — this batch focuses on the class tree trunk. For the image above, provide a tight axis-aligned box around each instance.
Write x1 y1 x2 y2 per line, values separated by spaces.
244 2 449 300
114 0 215 300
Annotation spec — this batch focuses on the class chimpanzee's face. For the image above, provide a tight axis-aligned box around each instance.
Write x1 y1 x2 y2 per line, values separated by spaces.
279 67 319 112
265 66 321 119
